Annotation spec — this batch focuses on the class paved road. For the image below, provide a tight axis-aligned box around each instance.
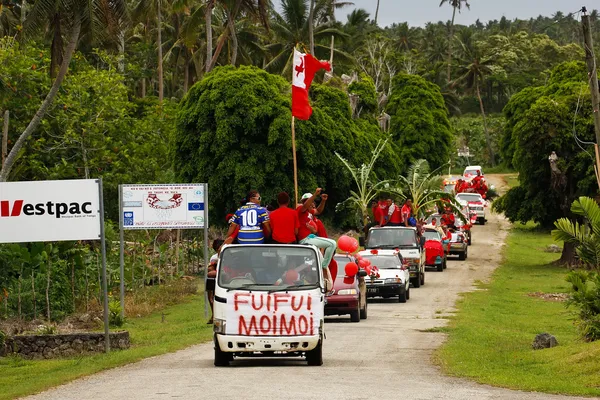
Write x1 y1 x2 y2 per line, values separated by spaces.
26 177 589 400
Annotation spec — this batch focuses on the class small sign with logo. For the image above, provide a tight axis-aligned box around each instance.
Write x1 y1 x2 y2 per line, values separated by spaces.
120 184 206 229
0 179 101 243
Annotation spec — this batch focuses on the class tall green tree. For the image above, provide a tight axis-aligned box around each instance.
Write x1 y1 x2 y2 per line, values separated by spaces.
0 0 126 182
386 73 454 171
439 0 469 82
454 35 496 165
494 61 596 264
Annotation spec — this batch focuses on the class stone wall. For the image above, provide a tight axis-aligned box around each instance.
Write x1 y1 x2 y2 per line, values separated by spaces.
0 331 130 359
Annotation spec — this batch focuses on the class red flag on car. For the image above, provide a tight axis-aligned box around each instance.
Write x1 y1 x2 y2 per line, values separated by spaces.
291 49 331 120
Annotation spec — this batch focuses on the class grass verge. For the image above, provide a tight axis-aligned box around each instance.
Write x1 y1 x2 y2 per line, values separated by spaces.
436 223 600 397
0 289 213 400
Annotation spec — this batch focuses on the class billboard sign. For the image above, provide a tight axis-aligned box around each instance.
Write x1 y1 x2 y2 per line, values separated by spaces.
0 179 101 243
121 184 205 229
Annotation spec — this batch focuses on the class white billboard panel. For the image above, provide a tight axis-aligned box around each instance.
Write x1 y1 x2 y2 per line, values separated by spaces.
0 179 101 243
121 184 205 229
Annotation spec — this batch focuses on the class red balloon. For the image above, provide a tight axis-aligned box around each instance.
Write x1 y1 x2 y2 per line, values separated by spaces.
344 262 359 277
284 269 299 285
338 235 359 253
365 265 372 275
328 258 338 287
354 253 363 261
358 259 370 269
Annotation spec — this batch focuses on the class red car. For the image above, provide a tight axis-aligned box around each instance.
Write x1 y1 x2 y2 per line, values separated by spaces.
422 228 447 272
325 254 368 322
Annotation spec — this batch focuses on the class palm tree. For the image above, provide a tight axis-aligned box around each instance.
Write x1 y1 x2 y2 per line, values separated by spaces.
206 0 269 71
454 37 496 166
1 0 126 182
374 0 380 25
319 0 353 65
388 159 462 220
552 197 600 269
439 0 469 83
133 0 170 102
265 0 348 76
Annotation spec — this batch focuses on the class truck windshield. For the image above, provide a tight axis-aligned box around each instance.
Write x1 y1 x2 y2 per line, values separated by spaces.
457 194 482 202
218 246 320 291
366 228 417 249
423 231 441 241
360 255 401 269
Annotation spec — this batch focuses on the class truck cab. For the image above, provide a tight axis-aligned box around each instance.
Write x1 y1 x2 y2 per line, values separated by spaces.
365 226 426 288
213 244 326 366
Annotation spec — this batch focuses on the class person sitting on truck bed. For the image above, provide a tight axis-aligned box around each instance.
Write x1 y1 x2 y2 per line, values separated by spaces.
226 190 271 244
269 191 299 244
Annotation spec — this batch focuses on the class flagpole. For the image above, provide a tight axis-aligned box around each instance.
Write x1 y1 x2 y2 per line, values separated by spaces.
292 44 299 207
292 116 299 207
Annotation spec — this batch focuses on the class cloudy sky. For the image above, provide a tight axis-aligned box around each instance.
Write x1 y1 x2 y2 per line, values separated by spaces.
321 0 585 27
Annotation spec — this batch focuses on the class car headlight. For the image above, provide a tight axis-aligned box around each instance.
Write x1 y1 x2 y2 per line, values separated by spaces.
337 289 358 295
385 278 402 284
213 318 226 334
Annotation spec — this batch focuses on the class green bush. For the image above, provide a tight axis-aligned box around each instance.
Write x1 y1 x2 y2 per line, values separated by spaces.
566 271 600 342
109 299 125 328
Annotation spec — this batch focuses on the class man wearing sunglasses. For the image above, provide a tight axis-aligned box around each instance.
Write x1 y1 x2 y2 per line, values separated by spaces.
226 189 271 244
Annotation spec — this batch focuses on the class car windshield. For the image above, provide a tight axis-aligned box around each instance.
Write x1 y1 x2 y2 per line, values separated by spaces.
426 215 442 225
423 231 441 241
333 256 355 277
366 228 417 248
457 194 482 203
218 246 320 290
464 168 481 176
360 255 401 269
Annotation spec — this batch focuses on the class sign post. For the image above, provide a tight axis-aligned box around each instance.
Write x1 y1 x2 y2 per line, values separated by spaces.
203 183 209 318
118 184 209 318
98 178 110 352
118 184 125 321
0 179 109 352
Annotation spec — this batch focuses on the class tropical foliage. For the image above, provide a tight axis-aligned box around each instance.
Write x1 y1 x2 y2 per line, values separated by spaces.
0 0 595 324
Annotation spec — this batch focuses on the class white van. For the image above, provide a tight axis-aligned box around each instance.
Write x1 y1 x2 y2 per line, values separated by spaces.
212 244 326 366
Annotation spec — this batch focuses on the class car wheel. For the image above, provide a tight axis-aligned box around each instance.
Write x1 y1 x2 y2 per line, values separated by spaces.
214 339 232 367
468 234 472 246
420 270 425 286
360 298 368 320
412 276 421 288
478 217 486 225
406 284 410 300
443 258 447 269
398 287 407 303
350 302 360 322
459 250 467 260
437 261 444 272
306 340 323 366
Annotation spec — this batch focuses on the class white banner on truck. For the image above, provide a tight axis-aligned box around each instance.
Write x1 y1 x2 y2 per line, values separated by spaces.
0 179 101 243
120 184 205 229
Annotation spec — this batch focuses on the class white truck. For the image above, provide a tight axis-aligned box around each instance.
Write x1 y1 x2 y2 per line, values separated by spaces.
212 244 326 366
364 226 426 288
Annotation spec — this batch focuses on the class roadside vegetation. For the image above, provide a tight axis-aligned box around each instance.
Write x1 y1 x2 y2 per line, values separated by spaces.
0 287 213 400
437 223 600 396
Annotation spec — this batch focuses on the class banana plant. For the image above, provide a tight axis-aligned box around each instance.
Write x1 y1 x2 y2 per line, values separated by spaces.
387 159 464 220
335 138 391 229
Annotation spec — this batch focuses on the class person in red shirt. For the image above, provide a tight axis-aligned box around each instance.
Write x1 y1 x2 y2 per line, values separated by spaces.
296 188 336 291
441 208 456 229
315 216 328 238
269 192 300 244
386 198 403 226
401 199 413 227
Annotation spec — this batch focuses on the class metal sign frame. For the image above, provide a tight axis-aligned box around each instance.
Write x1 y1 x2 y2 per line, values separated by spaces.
118 183 210 319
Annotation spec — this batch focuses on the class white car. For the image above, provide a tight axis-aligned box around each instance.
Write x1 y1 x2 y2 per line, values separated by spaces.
463 165 483 180
357 249 411 303
456 192 487 225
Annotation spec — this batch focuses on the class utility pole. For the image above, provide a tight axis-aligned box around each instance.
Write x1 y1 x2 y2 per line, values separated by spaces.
582 6 600 189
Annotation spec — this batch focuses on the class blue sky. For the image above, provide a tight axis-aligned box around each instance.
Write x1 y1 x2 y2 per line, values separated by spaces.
276 0 587 28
